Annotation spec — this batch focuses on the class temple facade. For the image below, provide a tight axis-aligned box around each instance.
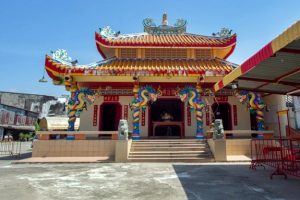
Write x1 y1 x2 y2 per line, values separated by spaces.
45 14 254 140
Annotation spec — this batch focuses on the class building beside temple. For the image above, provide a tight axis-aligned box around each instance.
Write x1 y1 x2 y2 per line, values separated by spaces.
0 91 73 140
45 14 263 140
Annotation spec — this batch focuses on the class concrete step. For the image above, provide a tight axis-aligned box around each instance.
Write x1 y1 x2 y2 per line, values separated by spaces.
131 144 208 147
128 157 215 163
132 142 207 145
133 140 207 143
131 147 210 151
129 139 214 163
129 154 212 158
130 150 208 154
129 152 212 156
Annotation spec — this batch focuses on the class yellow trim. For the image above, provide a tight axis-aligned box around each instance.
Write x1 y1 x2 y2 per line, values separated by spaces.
98 42 234 60
137 48 142 58
200 76 224 83
222 67 242 86
213 47 230 59
141 48 145 58
115 48 120 57
47 64 223 84
96 41 235 50
277 110 288 116
190 49 196 59
213 66 242 92
45 66 82 76
272 20 300 52
213 84 220 92
187 49 191 58
45 66 60 76
73 75 223 83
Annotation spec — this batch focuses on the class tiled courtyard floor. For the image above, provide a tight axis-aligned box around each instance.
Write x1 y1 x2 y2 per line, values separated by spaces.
0 160 300 200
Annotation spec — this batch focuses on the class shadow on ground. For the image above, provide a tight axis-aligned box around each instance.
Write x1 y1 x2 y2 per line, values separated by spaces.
173 164 300 200
0 152 32 161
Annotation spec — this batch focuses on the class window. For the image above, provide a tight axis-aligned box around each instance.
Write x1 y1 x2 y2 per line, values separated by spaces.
145 49 187 59
195 49 213 59
120 49 137 58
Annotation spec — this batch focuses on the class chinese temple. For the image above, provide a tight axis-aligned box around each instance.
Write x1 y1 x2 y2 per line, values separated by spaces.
44 14 257 140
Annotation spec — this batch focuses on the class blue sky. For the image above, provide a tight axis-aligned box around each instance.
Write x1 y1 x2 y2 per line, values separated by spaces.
1 0 300 97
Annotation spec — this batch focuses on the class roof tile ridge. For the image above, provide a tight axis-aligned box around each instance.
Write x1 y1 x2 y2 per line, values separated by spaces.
109 32 149 40
85 57 117 68
184 32 235 40
214 57 239 68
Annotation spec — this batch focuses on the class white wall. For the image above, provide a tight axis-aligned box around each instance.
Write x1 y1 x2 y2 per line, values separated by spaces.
79 95 251 137
79 96 102 131
228 96 251 130
264 94 290 137
201 96 251 132
79 96 133 131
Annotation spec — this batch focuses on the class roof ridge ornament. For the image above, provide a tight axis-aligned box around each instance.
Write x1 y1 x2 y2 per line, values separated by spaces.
162 13 168 25
99 26 120 38
143 14 187 34
51 49 72 63
212 28 233 38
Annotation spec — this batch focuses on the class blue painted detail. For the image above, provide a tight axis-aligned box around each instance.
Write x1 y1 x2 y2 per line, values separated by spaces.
257 134 264 140
132 136 141 140
68 122 75 131
196 135 205 139
66 135 75 140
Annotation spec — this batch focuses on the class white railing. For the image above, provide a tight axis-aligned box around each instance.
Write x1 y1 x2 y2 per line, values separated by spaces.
0 141 22 156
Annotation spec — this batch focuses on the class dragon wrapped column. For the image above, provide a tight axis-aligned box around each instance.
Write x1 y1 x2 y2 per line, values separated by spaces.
234 90 265 139
67 88 96 131
195 104 205 139
131 82 141 140
130 84 159 140
178 84 205 139
195 83 205 139
249 92 265 139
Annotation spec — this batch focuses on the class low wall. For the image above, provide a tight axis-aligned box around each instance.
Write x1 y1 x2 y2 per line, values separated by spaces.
208 139 227 161
36 131 118 140
115 139 132 162
208 139 251 161
226 139 251 156
33 140 116 157
32 139 132 162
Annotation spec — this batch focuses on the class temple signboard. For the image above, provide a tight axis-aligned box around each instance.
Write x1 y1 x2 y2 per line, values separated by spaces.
215 96 228 102
104 95 119 102
93 105 98 126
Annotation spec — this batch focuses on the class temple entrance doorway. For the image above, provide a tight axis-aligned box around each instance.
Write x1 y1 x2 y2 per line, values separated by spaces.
149 99 184 138
99 103 122 131
212 103 232 130
250 112 257 130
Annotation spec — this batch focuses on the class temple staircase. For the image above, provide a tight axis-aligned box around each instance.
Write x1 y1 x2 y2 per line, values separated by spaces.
128 139 215 162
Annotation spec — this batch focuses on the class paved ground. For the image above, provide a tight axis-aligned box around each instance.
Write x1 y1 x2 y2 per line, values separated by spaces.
0 143 300 200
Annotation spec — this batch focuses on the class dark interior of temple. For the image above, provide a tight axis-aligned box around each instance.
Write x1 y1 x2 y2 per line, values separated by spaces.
150 99 183 137
100 103 121 131
212 103 232 130
150 99 183 121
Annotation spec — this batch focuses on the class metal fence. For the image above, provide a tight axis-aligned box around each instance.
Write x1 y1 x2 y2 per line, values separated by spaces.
250 139 300 179
0 141 22 156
